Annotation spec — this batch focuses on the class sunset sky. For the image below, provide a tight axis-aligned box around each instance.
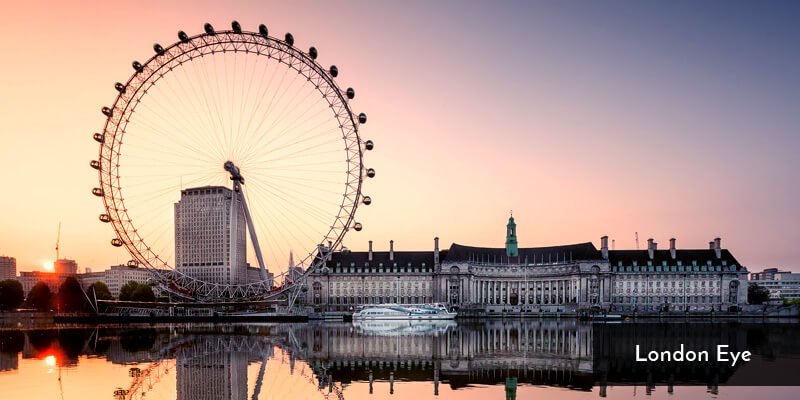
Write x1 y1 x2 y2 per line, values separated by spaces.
1 0 798 273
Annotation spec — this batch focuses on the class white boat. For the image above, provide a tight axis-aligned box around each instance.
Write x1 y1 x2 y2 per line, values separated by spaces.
352 303 457 320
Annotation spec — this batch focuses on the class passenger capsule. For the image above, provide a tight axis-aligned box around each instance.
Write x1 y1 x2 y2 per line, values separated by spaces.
99 214 111 223
153 43 165 55
362 195 372 205
353 223 363 231
301 284 308 292
329 65 338 77
90 160 101 170
364 139 374 150
366 168 375 178
101 107 113 117
346 87 355 99
126 260 138 268
114 82 126 93
231 20 242 33
284 32 294 46
132 61 143 72
178 30 189 42
358 113 367 124
111 238 124 247
204 23 215 35
92 187 104 197
93 132 104 143
308 46 318 59
258 24 268 36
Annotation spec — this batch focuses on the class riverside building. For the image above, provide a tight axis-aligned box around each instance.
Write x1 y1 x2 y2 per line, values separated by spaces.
0 256 15 280
174 186 247 285
306 215 749 313
748 268 800 301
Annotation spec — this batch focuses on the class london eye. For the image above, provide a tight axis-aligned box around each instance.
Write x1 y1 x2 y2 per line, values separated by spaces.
91 21 374 301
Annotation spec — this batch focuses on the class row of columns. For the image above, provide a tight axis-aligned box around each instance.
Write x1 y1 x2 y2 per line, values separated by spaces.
473 279 582 305
462 325 592 357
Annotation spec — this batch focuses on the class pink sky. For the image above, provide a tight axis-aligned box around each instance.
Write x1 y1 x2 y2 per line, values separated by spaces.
1 1 798 273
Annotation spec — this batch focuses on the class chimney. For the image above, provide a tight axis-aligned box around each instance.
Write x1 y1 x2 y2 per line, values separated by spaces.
714 237 721 259
669 238 676 260
368 240 373 261
389 240 394 261
709 241 715 250
600 236 608 260
434 237 440 266
647 238 655 259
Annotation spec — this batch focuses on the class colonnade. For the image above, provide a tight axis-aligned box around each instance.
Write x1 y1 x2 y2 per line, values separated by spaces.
472 279 585 305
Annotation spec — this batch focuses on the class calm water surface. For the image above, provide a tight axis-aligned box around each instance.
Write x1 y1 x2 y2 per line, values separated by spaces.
0 320 796 399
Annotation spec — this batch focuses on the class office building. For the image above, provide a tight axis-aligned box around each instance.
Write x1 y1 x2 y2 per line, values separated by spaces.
174 186 247 285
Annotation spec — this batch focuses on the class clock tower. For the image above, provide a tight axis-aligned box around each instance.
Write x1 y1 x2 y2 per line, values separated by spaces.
505 213 519 257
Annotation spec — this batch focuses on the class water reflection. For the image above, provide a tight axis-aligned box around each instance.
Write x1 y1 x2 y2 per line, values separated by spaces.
0 320 797 399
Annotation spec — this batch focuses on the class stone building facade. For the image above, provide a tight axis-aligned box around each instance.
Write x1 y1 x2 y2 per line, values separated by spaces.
0 256 16 281
306 216 749 313
307 240 437 310
174 186 247 285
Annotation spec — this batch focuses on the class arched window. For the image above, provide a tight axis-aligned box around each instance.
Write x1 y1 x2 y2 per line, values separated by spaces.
313 282 322 305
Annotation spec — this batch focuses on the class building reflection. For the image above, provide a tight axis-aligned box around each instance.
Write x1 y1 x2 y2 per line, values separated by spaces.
1 322 799 399
176 351 249 400
304 320 594 392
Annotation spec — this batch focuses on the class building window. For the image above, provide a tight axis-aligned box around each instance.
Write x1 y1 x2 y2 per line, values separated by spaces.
729 281 739 304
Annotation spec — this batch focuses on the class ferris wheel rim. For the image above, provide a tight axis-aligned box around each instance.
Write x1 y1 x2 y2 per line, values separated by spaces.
95 26 366 300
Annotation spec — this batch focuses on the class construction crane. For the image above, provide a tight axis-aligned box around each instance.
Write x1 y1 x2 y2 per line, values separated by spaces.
55 222 61 260
635 232 639 250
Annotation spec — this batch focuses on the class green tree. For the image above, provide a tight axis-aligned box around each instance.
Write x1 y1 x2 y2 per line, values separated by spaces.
748 283 770 305
27 282 53 311
56 277 88 312
131 285 156 302
88 281 113 301
0 280 24 311
782 297 800 306
119 281 140 301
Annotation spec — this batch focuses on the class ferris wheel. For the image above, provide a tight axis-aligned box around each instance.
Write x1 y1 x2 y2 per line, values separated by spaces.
91 21 374 301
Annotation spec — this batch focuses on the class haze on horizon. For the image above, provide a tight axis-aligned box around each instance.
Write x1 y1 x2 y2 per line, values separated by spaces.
0 0 798 273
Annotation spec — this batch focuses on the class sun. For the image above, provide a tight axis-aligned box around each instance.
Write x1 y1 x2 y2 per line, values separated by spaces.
44 355 56 366
43 261 54 271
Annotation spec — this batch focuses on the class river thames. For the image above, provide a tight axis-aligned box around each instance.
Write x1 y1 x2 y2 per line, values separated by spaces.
0 320 798 399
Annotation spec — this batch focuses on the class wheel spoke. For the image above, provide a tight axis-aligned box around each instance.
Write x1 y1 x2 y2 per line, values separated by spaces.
96 28 366 301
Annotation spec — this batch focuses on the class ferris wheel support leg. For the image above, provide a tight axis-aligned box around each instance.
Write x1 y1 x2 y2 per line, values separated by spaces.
286 275 307 310
251 355 268 400
235 182 269 281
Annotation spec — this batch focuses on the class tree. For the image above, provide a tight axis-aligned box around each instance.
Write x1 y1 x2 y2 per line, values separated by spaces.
782 297 800 306
56 277 88 312
27 282 53 311
131 285 156 302
0 280 24 311
119 281 140 301
748 283 770 305
88 282 113 301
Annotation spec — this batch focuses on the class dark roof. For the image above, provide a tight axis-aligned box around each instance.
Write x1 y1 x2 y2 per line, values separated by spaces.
608 249 741 267
444 242 601 263
326 250 444 266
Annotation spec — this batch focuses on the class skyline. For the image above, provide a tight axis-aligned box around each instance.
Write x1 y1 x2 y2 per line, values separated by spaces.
1 0 799 273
